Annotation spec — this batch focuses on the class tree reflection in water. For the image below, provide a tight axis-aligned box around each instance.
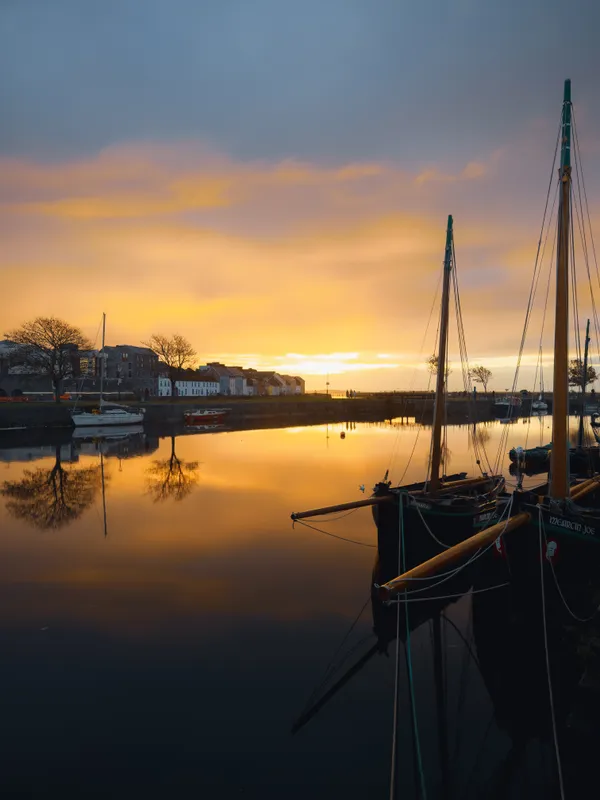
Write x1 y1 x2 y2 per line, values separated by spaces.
146 436 199 502
1 445 103 530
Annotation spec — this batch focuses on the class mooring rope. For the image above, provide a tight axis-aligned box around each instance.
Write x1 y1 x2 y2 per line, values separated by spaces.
537 507 566 800
292 518 376 548
390 496 427 800
538 509 598 623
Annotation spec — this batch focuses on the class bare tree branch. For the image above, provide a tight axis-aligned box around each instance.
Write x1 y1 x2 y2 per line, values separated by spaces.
141 333 197 397
5 317 92 402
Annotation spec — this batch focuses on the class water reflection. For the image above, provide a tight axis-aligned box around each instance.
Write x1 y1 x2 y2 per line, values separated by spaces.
145 435 200 502
0 444 103 530
0 418 599 798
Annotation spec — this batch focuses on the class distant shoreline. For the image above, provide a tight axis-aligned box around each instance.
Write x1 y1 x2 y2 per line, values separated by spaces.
0 393 554 433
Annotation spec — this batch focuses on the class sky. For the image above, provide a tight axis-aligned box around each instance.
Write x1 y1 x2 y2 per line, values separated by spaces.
1 0 600 390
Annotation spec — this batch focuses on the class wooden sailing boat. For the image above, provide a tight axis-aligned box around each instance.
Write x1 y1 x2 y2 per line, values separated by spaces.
509 318 600 476
378 80 600 607
292 216 505 566
504 82 600 558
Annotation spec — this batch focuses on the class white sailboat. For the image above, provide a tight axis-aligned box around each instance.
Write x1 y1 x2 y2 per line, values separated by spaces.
531 346 548 411
71 314 145 427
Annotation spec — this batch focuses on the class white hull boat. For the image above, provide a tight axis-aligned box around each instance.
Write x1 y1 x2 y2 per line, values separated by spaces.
72 422 144 438
72 408 145 427
70 313 145 429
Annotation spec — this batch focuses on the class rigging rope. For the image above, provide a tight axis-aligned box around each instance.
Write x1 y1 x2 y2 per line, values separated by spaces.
492 117 562 477
537 507 566 800
390 497 427 800
292 518 376 548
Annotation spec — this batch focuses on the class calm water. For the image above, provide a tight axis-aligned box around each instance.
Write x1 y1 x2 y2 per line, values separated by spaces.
0 416 597 798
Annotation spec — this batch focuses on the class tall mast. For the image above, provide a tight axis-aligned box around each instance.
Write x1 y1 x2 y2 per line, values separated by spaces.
429 215 453 492
100 450 108 538
549 80 572 499
577 318 591 448
100 312 106 409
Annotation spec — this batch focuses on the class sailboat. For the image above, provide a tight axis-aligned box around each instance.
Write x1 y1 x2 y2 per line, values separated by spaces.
378 80 600 609
71 313 145 427
504 81 600 569
292 216 505 566
532 351 548 411
510 319 600 475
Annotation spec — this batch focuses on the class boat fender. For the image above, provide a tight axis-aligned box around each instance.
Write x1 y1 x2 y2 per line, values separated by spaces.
544 539 559 563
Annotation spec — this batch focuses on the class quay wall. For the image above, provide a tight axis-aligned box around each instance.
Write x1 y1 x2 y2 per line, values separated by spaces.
0 394 543 433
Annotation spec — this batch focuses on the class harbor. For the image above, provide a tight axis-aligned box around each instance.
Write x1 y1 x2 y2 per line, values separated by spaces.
3 0 600 794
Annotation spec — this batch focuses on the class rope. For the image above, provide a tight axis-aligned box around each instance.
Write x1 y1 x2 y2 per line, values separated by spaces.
537 507 566 800
292 519 376 548
385 272 441 483
386 581 510 604
414 503 452 549
381 493 514 602
493 117 562 477
538 510 598 623
307 508 361 523
390 498 427 799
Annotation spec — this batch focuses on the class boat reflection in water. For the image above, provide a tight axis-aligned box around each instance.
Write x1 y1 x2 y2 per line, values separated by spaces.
292 515 600 798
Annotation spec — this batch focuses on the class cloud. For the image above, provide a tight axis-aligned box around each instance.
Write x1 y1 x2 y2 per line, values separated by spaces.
1 145 385 221
0 138 597 391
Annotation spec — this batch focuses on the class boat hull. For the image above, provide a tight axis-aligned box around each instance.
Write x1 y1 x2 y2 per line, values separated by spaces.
372 474 506 571
72 411 145 427
499 490 600 618
183 409 228 425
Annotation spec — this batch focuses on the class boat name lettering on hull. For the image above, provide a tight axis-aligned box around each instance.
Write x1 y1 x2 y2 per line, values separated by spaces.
548 515 597 537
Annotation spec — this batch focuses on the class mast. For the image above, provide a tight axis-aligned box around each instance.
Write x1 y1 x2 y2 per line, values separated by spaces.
577 318 591 448
100 449 108 538
429 215 453 492
549 80 572 499
99 312 106 410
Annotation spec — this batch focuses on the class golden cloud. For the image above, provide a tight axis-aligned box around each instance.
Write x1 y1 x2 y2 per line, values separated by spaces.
1 139 591 390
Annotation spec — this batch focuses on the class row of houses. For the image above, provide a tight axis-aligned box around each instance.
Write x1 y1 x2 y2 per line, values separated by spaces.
0 342 305 398
157 364 305 397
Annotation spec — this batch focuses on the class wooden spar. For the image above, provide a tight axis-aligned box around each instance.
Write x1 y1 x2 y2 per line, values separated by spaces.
578 318 591 448
570 476 599 497
378 512 531 600
550 79 572 499
291 496 393 520
571 479 600 502
429 216 453 493
291 476 495 520
414 475 493 497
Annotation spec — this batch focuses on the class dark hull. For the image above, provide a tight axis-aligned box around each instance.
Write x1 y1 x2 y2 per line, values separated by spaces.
500 488 600 617
372 474 505 572
509 445 600 477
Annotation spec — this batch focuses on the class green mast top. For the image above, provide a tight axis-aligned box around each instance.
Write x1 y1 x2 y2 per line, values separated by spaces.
561 78 572 170
443 215 453 271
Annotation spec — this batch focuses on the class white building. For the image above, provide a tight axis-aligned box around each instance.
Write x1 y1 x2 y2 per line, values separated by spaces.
158 376 219 397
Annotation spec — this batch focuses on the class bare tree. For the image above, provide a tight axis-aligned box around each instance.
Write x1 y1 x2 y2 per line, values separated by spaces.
1 446 102 529
142 333 196 398
469 365 493 393
5 317 92 402
146 436 199 502
568 358 597 391
427 354 452 379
